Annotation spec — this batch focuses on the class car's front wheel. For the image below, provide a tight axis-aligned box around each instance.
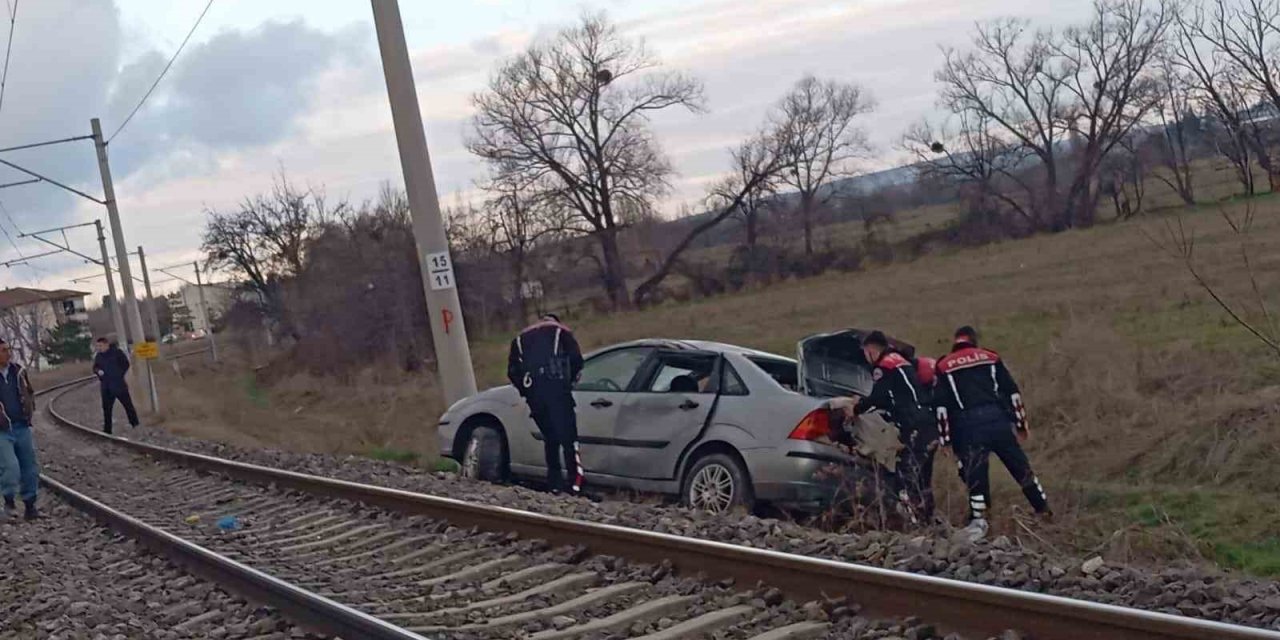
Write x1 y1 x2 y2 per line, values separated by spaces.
683 453 753 514
460 424 506 483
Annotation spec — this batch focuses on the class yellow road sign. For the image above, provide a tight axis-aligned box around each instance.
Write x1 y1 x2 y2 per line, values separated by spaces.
134 341 160 360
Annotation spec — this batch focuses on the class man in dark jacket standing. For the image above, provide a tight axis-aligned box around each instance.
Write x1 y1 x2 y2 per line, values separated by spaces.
507 315 585 495
93 337 139 434
935 326 1050 541
0 339 40 520
851 331 939 522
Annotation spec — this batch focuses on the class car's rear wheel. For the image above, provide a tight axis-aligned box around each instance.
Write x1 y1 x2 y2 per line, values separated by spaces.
683 453 753 513
460 424 506 483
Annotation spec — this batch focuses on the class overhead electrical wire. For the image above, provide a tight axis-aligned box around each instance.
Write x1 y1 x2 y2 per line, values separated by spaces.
108 0 214 143
0 201 51 277
0 0 17 117
0 198 24 252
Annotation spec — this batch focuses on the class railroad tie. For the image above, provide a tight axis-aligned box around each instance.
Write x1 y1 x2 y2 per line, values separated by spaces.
354 562 568 610
172 609 225 633
410 581 646 634
364 547 490 581
387 542 481 566
414 554 523 587
258 516 356 544
325 537 441 572
275 523 387 554
379 571 598 621
628 605 756 640
527 594 697 640
744 621 832 640
295 528 407 563
479 562 571 591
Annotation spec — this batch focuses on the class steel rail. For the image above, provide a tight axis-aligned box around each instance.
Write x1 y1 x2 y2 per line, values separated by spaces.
45 381 1280 640
39 475 428 640
33 382 428 640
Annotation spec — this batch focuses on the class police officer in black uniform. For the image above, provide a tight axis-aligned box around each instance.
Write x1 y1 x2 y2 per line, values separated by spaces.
507 314 585 494
852 331 939 522
934 326 1050 541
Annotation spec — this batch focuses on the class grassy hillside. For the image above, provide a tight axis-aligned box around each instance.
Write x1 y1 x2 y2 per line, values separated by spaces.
463 194 1280 574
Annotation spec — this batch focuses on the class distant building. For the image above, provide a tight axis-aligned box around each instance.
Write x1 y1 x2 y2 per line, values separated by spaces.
177 283 234 334
165 292 193 333
0 287 89 368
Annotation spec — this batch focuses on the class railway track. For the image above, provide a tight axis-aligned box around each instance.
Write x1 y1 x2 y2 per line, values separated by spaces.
37 379 1280 640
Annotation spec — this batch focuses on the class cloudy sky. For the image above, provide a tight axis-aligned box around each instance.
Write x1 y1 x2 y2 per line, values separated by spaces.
0 0 1094 300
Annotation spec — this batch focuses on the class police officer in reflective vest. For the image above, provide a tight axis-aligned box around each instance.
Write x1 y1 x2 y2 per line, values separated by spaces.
852 331 939 522
507 314 585 494
935 326 1051 540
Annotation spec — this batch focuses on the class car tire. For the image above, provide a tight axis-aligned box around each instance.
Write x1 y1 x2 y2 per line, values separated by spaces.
460 424 506 483
682 453 754 514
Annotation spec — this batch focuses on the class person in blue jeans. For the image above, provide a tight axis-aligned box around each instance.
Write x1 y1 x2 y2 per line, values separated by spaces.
0 339 39 521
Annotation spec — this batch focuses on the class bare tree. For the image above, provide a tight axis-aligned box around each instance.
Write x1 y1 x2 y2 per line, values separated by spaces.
0 307 40 367
937 18 1071 230
444 199 490 259
1202 0 1280 116
1053 0 1172 227
202 175 346 332
936 1 1169 231
773 76 874 256
1100 134 1148 219
903 112 1038 229
726 146 780 249
1172 2 1278 192
468 13 704 309
633 131 791 304
479 174 569 324
1150 52 1200 205
289 185 434 371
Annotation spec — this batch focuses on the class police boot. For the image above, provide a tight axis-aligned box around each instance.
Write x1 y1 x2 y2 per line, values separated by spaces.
3 495 16 520
962 518 988 542
23 498 39 521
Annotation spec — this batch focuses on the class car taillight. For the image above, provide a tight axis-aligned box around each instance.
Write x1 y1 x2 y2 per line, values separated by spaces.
788 408 831 441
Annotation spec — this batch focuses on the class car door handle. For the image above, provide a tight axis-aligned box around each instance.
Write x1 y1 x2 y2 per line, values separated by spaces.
678 399 700 410
590 398 613 408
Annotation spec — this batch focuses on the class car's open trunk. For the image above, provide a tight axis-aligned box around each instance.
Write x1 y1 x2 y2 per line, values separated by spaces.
796 329 916 398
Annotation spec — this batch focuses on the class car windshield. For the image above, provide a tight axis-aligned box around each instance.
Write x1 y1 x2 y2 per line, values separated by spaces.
746 356 799 392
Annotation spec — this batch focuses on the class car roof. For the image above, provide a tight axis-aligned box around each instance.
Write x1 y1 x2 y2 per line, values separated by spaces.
593 339 794 362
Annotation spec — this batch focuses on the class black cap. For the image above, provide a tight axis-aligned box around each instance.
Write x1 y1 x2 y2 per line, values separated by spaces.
954 325 979 345
542 313 561 323
863 330 889 348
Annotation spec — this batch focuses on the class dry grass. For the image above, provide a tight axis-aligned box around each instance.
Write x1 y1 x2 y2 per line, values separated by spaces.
149 348 444 462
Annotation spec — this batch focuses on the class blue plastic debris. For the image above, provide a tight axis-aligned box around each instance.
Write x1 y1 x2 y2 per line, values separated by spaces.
216 515 239 532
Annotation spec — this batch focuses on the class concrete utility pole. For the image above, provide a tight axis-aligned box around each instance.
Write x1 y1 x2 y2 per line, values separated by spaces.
137 246 161 412
95 220 128 348
370 0 478 404
137 246 164 360
193 261 219 363
28 308 39 372
92 117 153 413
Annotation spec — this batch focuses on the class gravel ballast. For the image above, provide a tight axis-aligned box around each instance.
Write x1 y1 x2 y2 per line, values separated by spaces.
53 381 1280 631
0 489 315 639
34 389 986 640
